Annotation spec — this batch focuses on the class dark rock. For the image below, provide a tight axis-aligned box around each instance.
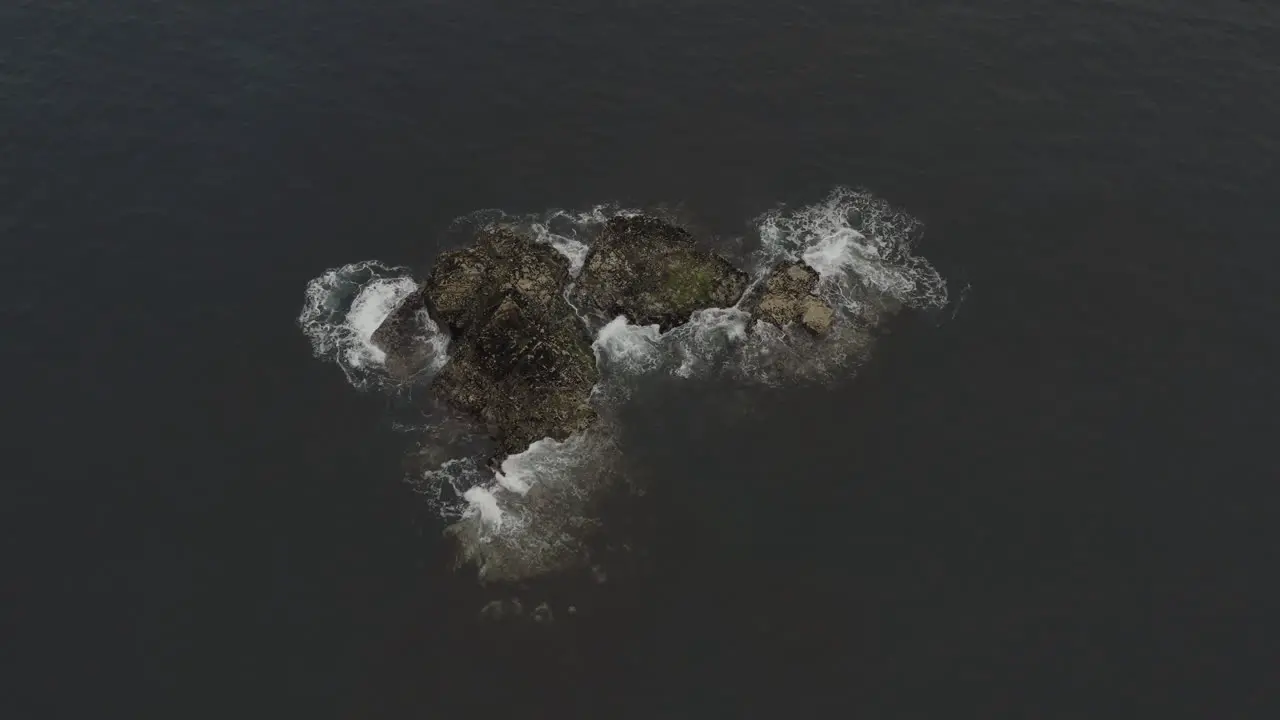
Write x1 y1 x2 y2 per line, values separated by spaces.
425 226 571 328
372 218 842 464
396 227 599 459
749 262 835 335
369 288 441 380
570 216 750 331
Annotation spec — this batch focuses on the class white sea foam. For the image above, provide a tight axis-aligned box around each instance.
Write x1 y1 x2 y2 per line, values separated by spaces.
558 204 642 226
298 261 450 388
588 308 754 382
667 307 753 378
412 455 483 520
342 276 419 367
592 315 663 374
529 221 591 276
463 485 506 532
454 434 595 523
582 189 947 386
416 433 600 537
494 434 592 496
415 309 453 372
434 431 616 582
800 228 865 278
755 187 948 313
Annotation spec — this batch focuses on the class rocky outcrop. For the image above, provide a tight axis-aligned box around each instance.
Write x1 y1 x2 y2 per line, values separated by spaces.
381 227 599 459
423 228 570 330
373 216 838 464
569 216 750 331
748 262 834 335
369 291 441 380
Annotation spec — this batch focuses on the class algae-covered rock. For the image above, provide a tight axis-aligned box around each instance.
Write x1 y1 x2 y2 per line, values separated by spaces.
750 262 835 335
570 216 750 331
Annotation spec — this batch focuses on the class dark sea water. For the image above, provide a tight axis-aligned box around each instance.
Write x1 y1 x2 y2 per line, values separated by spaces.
5 1 1279 718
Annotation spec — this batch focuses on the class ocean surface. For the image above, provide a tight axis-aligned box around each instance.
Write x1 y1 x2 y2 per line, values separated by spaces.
4 1 1278 718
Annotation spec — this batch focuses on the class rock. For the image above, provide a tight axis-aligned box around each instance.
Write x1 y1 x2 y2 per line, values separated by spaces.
369 287 437 379
532 602 554 623
385 226 599 459
800 299 835 335
570 215 750 331
372 218 842 464
425 226 571 327
748 262 836 335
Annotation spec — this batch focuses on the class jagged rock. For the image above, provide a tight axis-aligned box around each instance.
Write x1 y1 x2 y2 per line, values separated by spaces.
570 216 750 331
369 290 438 379
372 218 840 464
425 226 571 325
380 226 599 459
750 262 835 335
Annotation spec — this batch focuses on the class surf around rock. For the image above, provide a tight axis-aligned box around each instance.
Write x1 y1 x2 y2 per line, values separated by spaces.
371 214 836 463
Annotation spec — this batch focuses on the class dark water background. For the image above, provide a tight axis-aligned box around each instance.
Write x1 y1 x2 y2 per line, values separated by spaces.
4 1 1278 717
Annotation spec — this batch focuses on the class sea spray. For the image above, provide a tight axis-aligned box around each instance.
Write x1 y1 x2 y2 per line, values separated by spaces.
298 261 450 389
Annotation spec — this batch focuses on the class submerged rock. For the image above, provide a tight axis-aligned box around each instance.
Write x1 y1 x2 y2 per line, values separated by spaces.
748 262 834 335
570 215 750 331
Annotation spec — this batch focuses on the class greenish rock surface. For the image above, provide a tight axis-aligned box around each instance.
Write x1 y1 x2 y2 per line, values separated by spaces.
569 215 750 331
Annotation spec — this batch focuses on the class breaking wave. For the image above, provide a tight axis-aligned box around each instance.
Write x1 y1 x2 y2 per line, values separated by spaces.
756 187 948 315
592 316 662 378
299 188 949 588
584 188 949 385
298 261 449 389
411 430 621 583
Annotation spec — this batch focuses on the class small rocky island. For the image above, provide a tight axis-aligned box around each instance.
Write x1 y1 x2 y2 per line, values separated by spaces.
371 214 836 463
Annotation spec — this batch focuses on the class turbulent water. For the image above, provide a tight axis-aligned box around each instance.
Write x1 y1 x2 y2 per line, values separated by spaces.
298 187 949 583
299 261 450 390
